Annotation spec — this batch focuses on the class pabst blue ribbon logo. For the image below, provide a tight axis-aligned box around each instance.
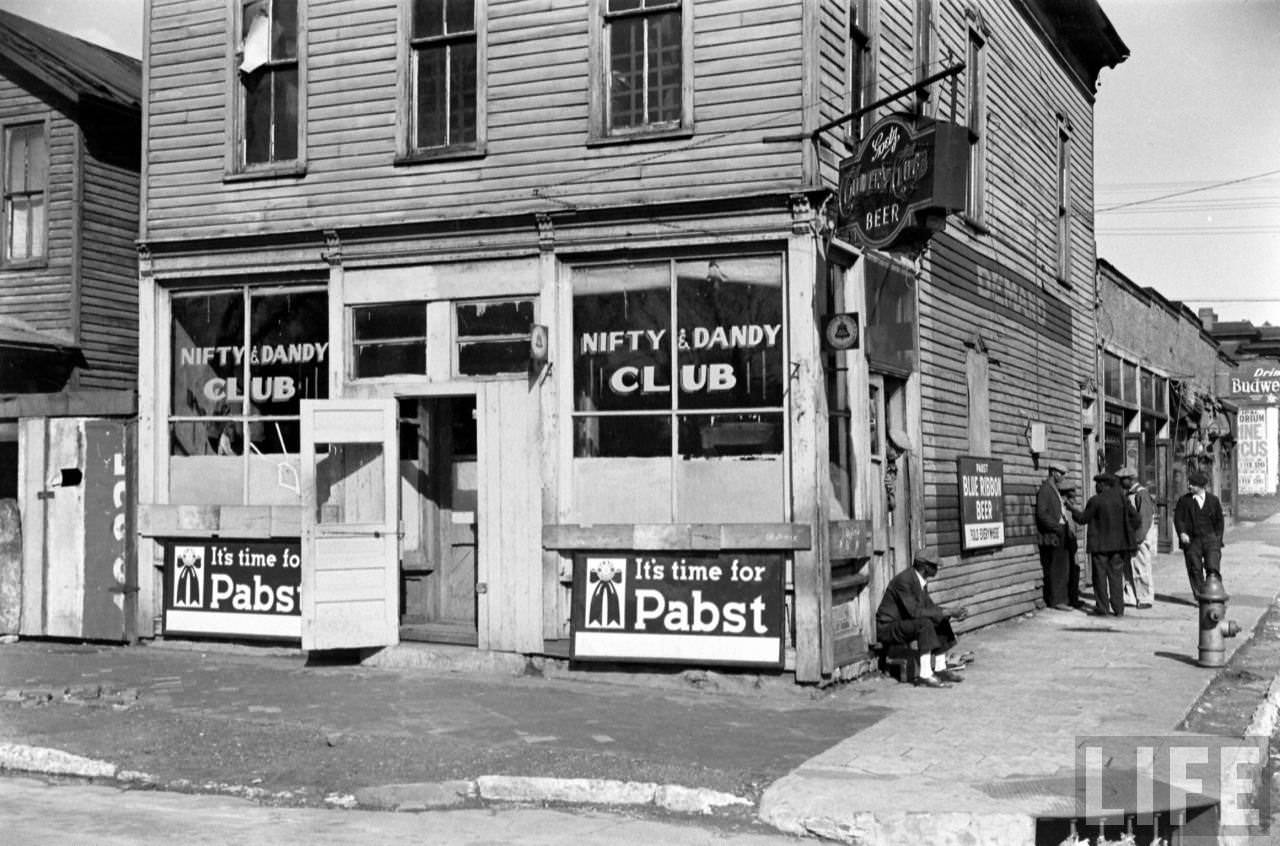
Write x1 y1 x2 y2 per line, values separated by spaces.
585 558 626 629
173 545 205 608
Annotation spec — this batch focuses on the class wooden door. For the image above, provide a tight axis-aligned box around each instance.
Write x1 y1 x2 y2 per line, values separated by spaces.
300 399 399 651
400 397 478 644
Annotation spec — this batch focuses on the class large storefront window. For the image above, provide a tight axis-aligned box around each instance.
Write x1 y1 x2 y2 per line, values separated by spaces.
169 285 328 505
571 256 785 522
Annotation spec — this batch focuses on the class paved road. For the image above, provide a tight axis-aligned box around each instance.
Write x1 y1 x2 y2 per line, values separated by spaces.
0 776 805 845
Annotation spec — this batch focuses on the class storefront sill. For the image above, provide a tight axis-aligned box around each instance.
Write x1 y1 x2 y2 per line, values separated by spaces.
542 523 811 551
138 504 302 539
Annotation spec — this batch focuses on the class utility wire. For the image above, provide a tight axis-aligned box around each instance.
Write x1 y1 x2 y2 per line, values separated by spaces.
1097 168 1280 213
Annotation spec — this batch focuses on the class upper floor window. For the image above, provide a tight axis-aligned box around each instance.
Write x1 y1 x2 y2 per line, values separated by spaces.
231 0 305 176
399 0 484 160
914 0 937 115
2 123 47 265
846 0 877 146
1057 118 1073 282
590 0 692 142
964 21 987 227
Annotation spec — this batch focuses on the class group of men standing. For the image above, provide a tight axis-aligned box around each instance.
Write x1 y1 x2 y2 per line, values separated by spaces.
1035 461 1225 616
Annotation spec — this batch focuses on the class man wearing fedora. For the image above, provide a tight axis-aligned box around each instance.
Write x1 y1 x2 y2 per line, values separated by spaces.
876 552 970 688
1173 469 1225 597
1034 461 1072 610
1070 471 1140 616
1116 465 1156 609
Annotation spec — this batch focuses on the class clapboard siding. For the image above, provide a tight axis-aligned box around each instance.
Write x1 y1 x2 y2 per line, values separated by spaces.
907 0 1100 627
0 79 77 334
77 124 140 391
145 0 809 241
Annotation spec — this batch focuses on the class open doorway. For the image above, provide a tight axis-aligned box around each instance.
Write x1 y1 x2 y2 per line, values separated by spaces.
398 396 479 644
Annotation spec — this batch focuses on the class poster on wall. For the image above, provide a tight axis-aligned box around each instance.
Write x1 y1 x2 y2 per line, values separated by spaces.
957 456 1005 551
571 554 785 669
1237 407 1276 495
163 539 301 641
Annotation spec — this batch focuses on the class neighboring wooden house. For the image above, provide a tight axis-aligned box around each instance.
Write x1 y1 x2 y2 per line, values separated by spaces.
0 11 141 640
138 0 1124 682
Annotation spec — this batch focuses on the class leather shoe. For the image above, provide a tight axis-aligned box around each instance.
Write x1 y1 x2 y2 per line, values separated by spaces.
913 676 952 688
935 669 965 684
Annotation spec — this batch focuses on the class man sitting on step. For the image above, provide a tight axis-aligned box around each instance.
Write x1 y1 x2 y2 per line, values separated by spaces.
875 551 970 688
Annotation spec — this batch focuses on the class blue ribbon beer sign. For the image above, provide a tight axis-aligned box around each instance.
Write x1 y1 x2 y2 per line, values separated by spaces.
571 554 785 668
957 456 1006 551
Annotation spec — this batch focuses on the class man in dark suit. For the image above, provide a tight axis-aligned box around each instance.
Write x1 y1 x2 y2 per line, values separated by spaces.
1173 469 1225 598
1035 461 1071 610
1070 471 1140 616
876 552 970 688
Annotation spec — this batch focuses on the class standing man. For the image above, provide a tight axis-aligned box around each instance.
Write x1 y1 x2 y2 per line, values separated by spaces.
1173 469 1225 598
1035 461 1071 610
1116 466 1156 609
1059 481 1085 609
876 552 970 688
1071 472 1140 616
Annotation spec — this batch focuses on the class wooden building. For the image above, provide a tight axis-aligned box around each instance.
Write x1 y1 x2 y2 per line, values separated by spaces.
137 0 1124 682
0 10 141 640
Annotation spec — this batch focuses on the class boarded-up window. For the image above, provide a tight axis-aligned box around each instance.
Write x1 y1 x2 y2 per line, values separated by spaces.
237 0 299 167
1056 119 1072 282
2 123 47 263
410 0 477 150
966 344 990 455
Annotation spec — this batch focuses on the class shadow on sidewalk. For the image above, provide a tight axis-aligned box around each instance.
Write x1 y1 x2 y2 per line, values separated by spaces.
1153 649 1200 667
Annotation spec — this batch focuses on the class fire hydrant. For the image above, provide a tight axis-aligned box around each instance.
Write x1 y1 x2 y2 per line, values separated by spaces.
1197 572 1240 668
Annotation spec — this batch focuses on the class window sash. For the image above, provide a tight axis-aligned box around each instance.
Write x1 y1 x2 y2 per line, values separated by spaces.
965 29 987 224
411 0 477 150
2 124 47 262
235 0 302 169
604 3 682 131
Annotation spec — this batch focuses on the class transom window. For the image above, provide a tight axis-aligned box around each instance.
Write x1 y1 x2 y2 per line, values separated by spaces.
168 285 328 505
409 0 478 152
352 303 427 378
2 123 47 264
592 0 691 140
455 298 535 376
234 0 302 171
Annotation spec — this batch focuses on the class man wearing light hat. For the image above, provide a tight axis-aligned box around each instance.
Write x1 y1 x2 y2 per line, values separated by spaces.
1116 465 1156 609
1034 460 1072 610
1173 469 1225 597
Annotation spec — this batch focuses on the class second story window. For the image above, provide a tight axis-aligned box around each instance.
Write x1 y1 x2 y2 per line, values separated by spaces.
914 0 937 115
410 0 478 152
846 0 877 146
591 0 692 141
2 123 47 264
1057 118 1073 282
964 21 987 227
232 0 304 175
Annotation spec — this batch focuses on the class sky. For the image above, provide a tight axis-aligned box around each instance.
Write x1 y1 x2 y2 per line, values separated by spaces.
1 0 1277 327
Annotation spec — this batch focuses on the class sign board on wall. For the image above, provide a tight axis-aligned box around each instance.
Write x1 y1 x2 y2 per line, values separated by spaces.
957 456 1005 551
1237 407 1277 495
571 554 784 669
1225 360 1280 403
163 539 302 640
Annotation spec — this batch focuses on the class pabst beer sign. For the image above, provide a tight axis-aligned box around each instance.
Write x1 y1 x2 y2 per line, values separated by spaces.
838 114 967 250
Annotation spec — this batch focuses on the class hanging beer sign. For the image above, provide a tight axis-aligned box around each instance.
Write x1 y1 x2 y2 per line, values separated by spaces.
571 553 785 668
837 114 968 250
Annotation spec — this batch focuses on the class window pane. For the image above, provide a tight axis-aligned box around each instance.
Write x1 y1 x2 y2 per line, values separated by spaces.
449 41 477 144
574 414 670 458
24 128 46 189
415 47 447 148
247 290 329 419
171 292 246 417
354 304 426 340
7 198 30 259
1103 353 1122 399
413 0 444 39
28 196 44 258
679 413 783 457
5 129 27 190
674 256 784 411
273 68 298 160
647 12 681 123
243 71 272 164
242 0 264 39
271 0 297 59
573 262 672 413
356 342 426 377
170 420 243 458
445 0 472 33
609 17 644 129
608 0 643 10
1122 360 1137 402
457 300 533 336
249 417 299 455
458 340 528 375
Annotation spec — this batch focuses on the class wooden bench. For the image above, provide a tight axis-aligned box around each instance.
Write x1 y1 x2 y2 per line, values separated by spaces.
869 640 919 683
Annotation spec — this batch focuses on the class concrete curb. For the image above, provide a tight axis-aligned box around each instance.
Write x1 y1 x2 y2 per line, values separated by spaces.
1243 656 1280 739
0 743 118 779
475 774 752 815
